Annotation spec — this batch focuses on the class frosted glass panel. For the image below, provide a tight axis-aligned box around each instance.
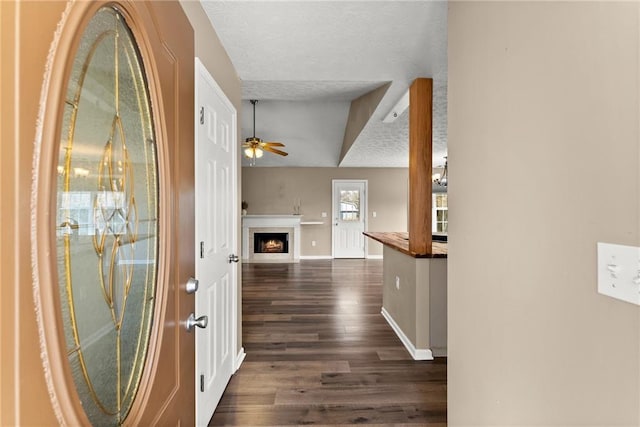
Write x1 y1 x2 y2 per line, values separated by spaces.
55 7 158 426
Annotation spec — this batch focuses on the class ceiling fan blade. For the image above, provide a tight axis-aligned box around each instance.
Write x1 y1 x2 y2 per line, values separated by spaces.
262 145 288 156
260 141 285 147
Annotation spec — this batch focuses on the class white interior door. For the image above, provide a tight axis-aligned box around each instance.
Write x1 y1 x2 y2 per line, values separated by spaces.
194 58 238 426
332 180 367 258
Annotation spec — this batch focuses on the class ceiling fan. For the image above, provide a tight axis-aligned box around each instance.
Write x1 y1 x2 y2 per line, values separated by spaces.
243 99 288 165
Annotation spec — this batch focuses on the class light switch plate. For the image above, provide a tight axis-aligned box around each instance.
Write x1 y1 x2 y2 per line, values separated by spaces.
597 242 640 306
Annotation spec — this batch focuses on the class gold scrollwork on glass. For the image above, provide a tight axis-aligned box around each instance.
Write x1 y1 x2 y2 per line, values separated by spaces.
55 6 158 425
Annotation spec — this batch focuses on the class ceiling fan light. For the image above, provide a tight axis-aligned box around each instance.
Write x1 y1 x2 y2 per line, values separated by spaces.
244 147 255 158
254 148 264 158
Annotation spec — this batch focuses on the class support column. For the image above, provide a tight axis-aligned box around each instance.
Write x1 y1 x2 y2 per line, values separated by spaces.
408 78 433 255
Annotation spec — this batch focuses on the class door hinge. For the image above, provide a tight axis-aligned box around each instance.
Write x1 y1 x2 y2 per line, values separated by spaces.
200 374 204 392
199 107 204 125
200 241 204 259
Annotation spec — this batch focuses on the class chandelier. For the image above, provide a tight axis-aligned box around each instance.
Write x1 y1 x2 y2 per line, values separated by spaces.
432 157 448 187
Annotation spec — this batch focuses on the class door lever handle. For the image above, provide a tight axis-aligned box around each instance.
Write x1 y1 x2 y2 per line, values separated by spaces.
228 254 240 263
186 313 208 332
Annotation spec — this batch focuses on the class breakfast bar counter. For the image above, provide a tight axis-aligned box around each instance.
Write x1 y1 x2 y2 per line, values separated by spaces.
363 231 447 258
363 231 448 360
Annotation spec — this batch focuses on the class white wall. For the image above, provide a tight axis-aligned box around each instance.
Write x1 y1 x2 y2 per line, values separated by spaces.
449 2 640 424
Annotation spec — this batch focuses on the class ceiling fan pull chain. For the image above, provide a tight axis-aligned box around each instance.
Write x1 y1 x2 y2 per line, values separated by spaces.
251 99 257 138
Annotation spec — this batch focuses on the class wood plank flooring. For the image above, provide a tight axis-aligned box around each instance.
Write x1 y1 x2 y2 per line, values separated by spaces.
208 259 447 426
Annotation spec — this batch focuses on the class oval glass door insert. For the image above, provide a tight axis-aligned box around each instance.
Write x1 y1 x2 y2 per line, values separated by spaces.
55 6 158 425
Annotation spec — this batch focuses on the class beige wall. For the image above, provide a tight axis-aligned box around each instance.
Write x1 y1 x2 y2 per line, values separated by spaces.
427 257 447 354
179 0 243 355
242 167 408 256
383 247 447 356
449 2 640 425
179 0 241 110
383 247 419 343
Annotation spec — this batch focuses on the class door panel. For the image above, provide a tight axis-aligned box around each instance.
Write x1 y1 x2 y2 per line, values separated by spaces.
1 1 65 424
332 180 367 258
195 58 238 426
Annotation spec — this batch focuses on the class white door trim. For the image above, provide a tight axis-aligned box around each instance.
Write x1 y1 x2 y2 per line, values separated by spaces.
331 179 368 258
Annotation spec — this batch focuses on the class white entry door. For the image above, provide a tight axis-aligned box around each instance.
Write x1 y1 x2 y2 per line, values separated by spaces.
332 180 367 258
194 58 239 426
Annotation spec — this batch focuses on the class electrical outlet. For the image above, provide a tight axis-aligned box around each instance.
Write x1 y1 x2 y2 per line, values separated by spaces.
321 212 327 218
372 211 377 218
311 240 316 247
597 242 640 305
395 276 400 290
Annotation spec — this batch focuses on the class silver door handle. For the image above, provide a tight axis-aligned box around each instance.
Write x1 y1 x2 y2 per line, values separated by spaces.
185 277 199 294
228 254 239 263
186 313 208 332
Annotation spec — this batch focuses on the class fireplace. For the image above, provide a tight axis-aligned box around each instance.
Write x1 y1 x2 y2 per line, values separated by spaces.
254 232 289 254
242 215 301 263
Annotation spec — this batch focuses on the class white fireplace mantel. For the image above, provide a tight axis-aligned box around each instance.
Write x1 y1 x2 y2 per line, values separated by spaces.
242 215 301 262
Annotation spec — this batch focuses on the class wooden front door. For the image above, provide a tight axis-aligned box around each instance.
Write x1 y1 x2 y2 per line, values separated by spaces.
0 1 195 424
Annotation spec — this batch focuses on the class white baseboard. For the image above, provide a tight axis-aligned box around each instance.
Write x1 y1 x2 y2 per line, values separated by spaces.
300 255 383 260
431 347 447 358
381 307 433 361
234 347 246 372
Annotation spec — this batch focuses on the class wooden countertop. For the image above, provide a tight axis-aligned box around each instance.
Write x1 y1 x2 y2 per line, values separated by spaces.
363 231 447 258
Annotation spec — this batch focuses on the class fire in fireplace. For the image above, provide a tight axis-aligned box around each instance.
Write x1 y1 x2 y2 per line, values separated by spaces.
254 232 289 254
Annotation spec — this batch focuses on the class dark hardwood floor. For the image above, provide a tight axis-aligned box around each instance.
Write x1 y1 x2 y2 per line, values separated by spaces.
209 259 447 426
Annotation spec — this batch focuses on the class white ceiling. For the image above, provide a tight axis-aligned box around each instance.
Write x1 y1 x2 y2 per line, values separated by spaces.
201 0 448 168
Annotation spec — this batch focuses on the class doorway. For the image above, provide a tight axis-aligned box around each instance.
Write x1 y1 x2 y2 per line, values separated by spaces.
332 180 367 258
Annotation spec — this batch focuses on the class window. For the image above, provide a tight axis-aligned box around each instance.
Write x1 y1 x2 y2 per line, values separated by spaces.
432 193 448 233
339 190 360 221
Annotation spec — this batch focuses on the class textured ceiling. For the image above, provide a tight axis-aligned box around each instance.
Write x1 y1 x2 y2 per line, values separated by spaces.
242 81 388 102
201 0 448 168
